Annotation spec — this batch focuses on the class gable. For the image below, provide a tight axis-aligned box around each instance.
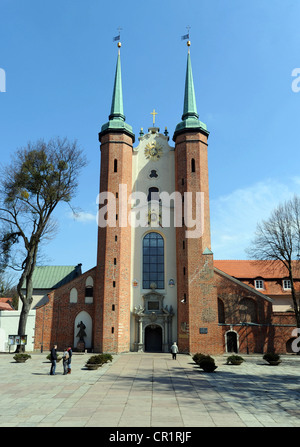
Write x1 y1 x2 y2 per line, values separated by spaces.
214 267 273 303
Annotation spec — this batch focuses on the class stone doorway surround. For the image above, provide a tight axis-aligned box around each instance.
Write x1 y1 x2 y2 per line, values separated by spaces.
133 287 174 352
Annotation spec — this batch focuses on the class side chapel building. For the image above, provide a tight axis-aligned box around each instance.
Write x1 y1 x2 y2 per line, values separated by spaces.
33 41 299 355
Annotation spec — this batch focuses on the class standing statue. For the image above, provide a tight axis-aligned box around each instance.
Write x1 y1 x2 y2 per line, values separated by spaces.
76 321 86 342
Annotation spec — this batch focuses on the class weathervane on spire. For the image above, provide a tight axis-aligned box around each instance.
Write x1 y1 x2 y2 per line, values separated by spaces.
113 27 122 49
181 26 191 50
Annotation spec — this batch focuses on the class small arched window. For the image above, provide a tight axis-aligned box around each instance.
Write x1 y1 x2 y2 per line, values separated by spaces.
114 159 118 172
70 287 78 303
191 158 196 173
85 276 94 298
147 187 160 202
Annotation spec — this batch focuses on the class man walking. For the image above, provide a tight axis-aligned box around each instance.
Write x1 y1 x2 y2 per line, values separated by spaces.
171 342 179 360
50 344 57 375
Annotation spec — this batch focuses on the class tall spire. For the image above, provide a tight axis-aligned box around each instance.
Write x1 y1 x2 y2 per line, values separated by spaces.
173 41 209 141
182 50 199 121
99 41 135 141
109 46 125 121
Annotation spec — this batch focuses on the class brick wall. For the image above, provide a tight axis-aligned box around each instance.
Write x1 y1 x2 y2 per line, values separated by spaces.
216 271 297 354
34 268 96 352
174 130 223 354
94 132 134 353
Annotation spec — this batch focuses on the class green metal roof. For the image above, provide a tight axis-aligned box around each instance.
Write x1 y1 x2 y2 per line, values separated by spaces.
173 50 209 140
99 50 135 141
24 265 82 290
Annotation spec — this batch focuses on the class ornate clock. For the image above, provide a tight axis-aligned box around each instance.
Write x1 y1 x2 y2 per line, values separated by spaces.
144 141 163 161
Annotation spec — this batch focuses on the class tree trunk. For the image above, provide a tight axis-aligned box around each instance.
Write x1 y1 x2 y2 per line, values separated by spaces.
16 300 32 353
15 251 36 353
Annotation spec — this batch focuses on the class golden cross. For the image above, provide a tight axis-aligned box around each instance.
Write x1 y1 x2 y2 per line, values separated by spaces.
151 109 158 126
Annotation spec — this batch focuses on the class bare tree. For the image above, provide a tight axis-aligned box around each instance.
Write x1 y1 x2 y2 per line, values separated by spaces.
247 195 300 328
0 137 87 351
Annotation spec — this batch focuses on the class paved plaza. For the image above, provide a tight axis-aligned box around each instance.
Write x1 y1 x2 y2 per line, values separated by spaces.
0 351 299 428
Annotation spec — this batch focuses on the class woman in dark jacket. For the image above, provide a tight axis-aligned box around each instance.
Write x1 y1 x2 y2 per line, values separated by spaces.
50 344 57 375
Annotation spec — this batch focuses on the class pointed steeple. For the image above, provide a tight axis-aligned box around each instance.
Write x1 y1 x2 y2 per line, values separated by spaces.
182 51 199 121
109 50 125 121
99 44 135 141
173 43 209 141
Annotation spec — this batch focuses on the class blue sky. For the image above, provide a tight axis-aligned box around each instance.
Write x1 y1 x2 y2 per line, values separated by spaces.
0 0 300 274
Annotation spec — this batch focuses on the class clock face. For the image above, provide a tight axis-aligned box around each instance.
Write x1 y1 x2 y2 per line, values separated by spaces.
144 141 163 161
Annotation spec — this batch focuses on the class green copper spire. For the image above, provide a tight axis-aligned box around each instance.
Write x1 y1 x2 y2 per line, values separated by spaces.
182 51 199 121
173 44 209 141
99 45 135 141
109 51 125 121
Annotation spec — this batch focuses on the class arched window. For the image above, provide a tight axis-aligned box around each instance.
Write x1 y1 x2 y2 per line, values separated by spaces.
143 232 164 289
239 297 257 323
147 187 160 202
85 276 94 298
191 158 196 173
70 287 78 303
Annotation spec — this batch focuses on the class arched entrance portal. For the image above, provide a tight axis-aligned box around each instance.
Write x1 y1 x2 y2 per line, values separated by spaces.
145 325 162 352
226 331 238 353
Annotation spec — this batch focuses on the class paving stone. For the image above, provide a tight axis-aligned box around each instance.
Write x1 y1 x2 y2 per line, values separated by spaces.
0 352 300 428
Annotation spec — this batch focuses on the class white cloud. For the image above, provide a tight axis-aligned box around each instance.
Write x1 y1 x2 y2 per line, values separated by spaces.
68 211 96 223
210 178 300 260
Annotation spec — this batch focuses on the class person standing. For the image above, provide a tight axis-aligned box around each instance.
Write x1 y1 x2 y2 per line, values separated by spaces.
50 344 57 375
67 346 72 374
62 347 69 375
171 342 179 360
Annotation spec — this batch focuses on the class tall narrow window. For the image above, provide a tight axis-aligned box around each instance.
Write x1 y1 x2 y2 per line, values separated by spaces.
143 232 164 289
191 158 196 173
114 159 118 172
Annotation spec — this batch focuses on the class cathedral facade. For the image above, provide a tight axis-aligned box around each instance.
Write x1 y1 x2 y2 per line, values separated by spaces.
33 42 298 355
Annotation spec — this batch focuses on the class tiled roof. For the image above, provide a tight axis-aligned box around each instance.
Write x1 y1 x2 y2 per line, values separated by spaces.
0 298 14 310
0 302 14 310
23 265 82 290
214 260 300 279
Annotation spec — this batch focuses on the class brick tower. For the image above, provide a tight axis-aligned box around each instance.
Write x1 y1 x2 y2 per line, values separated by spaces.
94 43 135 352
173 41 222 354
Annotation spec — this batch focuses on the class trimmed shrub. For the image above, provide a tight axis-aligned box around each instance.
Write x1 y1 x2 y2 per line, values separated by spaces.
226 355 244 365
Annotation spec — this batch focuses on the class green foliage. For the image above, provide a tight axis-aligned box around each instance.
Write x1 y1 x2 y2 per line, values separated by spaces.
13 353 31 361
86 353 113 365
100 353 113 363
192 353 206 365
226 355 244 364
198 356 217 372
193 353 217 371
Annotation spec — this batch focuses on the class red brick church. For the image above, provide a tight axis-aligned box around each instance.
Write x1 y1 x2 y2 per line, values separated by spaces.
33 41 299 355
